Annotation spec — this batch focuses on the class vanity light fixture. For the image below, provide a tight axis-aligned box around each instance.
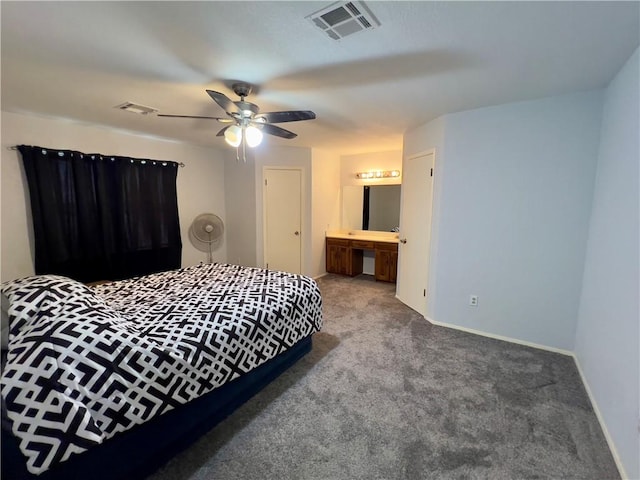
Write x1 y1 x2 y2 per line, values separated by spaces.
355 170 401 179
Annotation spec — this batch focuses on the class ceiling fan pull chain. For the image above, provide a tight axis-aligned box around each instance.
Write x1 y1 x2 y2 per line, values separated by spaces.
242 133 247 162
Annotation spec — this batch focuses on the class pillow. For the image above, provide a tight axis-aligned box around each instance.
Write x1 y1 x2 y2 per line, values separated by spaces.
1 275 109 346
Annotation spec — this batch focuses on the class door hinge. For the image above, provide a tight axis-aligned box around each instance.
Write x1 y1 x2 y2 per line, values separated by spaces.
430 168 433 177
266 262 269 269
265 179 268 186
423 289 426 297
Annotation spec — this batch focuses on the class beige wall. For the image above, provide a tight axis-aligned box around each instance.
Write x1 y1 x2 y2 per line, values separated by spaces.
311 149 341 278
340 150 402 187
1 111 228 281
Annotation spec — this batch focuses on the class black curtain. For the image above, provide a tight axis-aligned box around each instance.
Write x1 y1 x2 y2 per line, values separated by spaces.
19 145 182 283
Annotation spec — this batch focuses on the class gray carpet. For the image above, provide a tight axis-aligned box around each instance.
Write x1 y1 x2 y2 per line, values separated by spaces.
148 274 619 479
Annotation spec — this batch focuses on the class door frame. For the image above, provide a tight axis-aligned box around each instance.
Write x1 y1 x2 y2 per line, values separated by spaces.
261 166 304 273
396 148 437 317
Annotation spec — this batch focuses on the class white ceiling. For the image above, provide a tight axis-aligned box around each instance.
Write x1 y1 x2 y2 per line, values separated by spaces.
2 1 638 155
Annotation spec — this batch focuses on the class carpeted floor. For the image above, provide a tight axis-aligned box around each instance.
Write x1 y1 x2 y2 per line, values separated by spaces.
148 274 619 479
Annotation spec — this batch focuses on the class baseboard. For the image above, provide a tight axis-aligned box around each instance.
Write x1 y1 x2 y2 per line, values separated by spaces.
425 315 626 479
312 272 328 281
572 355 627 480
425 317 574 356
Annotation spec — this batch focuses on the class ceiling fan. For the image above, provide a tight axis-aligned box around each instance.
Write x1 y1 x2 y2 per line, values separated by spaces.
158 82 316 160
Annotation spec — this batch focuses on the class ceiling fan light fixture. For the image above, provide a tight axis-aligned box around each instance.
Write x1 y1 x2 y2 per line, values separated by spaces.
224 125 242 147
245 126 263 147
160 84 314 158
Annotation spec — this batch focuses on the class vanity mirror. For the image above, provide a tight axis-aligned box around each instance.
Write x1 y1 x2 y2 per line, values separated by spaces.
342 185 401 232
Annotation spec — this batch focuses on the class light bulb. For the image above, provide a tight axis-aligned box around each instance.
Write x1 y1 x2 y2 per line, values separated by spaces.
224 125 242 147
245 125 263 148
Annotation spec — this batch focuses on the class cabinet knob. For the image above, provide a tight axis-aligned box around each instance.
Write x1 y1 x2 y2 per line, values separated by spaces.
399 238 407 244
294 231 300 236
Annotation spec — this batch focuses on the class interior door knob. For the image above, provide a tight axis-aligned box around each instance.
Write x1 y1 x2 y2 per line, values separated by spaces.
399 238 407 244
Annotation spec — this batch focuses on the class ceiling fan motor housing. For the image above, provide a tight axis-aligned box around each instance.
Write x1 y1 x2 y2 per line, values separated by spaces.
235 101 260 118
232 82 253 98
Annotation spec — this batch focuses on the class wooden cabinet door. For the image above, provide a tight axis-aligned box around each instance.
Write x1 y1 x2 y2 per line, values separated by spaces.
327 238 396 280
326 239 350 275
375 242 398 283
335 246 350 275
389 250 398 283
375 249 391 282
326 243 339 273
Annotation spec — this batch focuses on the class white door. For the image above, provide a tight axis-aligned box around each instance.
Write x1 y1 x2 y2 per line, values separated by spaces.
264 168 302 274
396 152 435 317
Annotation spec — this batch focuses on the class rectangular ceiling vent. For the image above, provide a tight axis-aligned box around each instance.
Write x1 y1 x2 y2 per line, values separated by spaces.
306 1 380 40
115 102 158 115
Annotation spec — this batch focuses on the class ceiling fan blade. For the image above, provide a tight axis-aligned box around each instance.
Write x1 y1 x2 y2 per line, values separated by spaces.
216 125 231 137
255 111 316 123
206 90 239 115
258 123 298 139
158 114 232 123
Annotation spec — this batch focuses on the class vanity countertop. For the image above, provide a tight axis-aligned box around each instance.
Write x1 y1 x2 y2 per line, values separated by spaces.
326 230 399 243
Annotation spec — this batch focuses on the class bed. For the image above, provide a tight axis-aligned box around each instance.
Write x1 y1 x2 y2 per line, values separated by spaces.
1 263 323 479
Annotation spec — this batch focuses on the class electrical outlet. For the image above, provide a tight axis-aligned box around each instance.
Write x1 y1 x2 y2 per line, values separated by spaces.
469 295 479 307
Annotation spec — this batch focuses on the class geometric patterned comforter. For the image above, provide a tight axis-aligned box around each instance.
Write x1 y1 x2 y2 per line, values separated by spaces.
1 263 322 474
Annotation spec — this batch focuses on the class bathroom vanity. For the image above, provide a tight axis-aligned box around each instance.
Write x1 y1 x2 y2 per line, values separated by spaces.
325 231 399 283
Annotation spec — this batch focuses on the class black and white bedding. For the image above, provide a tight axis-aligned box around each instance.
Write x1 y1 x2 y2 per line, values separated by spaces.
1 263 323 475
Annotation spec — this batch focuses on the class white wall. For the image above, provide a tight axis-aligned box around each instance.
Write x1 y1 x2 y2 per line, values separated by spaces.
311 149 341 278
574 48 639 480
1 111 227 281
404 91 604 351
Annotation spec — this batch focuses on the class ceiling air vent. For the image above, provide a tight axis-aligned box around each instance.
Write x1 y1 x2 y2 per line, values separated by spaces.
306 1 380 40
115 102 158 115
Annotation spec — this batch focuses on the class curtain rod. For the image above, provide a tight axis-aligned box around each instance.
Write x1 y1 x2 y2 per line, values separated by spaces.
6 146 185 167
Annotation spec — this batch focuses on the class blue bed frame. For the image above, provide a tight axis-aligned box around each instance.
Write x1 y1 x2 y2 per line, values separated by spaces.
2 335 313 480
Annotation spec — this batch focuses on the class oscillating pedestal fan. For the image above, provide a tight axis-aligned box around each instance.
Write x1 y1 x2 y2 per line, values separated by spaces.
189 213 224 263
